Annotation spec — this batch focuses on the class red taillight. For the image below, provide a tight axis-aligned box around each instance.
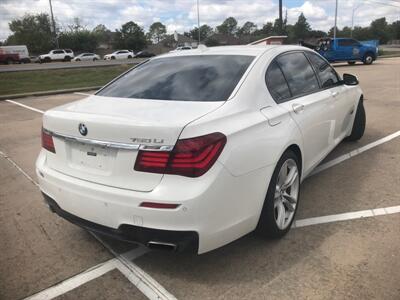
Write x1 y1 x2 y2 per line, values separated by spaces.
41 128 56 153
134 132 226 177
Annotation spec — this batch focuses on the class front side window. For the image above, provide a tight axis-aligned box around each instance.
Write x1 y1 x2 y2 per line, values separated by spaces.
265 61 291 103
276 52 319 98
338 39 359 47
306 52 340 88
97 55 254 102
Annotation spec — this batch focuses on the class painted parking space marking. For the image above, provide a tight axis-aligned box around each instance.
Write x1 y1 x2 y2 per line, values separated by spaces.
74 92 91 96
294 205 400 228
310 130 400 176
23 259 118 300
5 99 44 114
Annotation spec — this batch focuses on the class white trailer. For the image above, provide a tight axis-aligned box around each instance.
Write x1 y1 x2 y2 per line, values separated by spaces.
0 45 30 63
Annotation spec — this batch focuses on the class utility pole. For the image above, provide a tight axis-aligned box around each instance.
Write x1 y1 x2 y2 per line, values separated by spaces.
279 0 283 34
197 0 201 44
49 0 59 48
333 0 338 39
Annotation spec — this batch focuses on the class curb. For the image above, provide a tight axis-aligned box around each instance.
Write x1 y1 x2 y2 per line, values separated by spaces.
0 86 102 100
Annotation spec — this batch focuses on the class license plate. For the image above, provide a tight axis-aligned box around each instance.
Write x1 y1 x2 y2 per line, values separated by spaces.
68 141 117 172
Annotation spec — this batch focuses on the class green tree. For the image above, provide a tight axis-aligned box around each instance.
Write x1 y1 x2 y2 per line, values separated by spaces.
370 17 389 43
147 22 166 43
216 17 238 35
237 21 257 35
114 21 147 52
6 13 54 54
189 24 214 41
389 21 400 40
293 13 311 40
92 24 112 45
58 30 98 52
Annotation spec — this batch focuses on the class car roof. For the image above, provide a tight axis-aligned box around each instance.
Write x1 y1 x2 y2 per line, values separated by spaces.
154 44 310 60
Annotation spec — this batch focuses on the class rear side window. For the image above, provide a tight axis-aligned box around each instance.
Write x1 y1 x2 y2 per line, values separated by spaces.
97 55 254 102
338 39 359 47
306 52 340 88
276 52 319 98
265 61 291 103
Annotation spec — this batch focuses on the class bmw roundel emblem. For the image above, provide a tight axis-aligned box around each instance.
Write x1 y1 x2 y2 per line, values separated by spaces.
78 123 88 136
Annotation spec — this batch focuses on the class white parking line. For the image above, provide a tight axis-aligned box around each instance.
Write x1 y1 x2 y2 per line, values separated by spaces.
294 205 400 228
74 92 91 96
0 150 39 187
5 99 44 114
24 259 118 300
310 130 400 176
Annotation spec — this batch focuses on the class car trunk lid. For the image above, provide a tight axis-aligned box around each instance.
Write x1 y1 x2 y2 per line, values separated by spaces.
43 95 223 192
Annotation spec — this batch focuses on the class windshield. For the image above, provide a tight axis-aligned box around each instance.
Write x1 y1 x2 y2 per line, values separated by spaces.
97 55 254 101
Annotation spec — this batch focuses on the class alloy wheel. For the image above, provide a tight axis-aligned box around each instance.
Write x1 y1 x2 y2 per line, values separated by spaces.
274 159 300 230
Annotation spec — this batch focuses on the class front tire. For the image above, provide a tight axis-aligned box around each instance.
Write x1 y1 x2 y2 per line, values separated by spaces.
348 61 356 65
363 53 374 65
257 150 301 238
345 98 366 141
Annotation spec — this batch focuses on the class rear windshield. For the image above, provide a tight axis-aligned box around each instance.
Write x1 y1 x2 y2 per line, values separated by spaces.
97 55 254 101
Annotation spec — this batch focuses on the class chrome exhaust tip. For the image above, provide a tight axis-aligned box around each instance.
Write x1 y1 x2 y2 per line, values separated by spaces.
147 241 178 251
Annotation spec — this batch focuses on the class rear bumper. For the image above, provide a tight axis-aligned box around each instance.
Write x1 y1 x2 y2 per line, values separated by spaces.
43 193 198 252
36 149 274 254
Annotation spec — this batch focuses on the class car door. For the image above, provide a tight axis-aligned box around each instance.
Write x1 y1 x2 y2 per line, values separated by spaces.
305 51 355 142
54 50 64 60
337 39 360 61
273 52 337 173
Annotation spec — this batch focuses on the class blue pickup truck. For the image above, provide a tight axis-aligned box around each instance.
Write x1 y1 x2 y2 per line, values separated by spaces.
311 38 379 65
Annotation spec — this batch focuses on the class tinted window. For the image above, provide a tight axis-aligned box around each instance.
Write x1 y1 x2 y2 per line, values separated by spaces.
98 55 254 101
266 61 291 103
276 52 319 97
306 52 339 88
53 50 64 54
338 39 359 47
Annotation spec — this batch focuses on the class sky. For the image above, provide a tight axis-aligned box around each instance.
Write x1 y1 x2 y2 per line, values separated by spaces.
0 0 399 41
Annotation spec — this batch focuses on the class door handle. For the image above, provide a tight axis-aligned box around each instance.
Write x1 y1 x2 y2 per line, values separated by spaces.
292 103 304 114
331 91 339 97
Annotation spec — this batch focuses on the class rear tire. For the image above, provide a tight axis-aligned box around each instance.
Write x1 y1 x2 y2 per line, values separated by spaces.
345 98 366 141
128 55 132 59
257 150 301 239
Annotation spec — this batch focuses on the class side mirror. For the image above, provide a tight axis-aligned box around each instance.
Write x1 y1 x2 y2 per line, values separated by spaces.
343 73 359 86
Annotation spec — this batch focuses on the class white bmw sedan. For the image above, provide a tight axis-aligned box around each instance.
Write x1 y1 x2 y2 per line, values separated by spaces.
36 45 365 254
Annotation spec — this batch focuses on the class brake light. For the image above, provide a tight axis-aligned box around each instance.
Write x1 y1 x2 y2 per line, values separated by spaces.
134 132 226 177
41 128 56 153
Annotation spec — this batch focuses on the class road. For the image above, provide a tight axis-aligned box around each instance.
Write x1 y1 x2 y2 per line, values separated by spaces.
0 57 400 299
0 58 146 73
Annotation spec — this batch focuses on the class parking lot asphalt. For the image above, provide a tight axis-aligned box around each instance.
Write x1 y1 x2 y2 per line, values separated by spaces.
0 57 399 299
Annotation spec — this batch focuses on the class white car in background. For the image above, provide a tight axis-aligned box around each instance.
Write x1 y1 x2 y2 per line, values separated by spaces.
39 49 74 62
73 53 100 62
36 45 365 254
170 46 193 53
103 50 134 60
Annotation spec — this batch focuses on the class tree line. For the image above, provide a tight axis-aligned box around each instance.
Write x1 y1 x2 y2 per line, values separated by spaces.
2 13 399 54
